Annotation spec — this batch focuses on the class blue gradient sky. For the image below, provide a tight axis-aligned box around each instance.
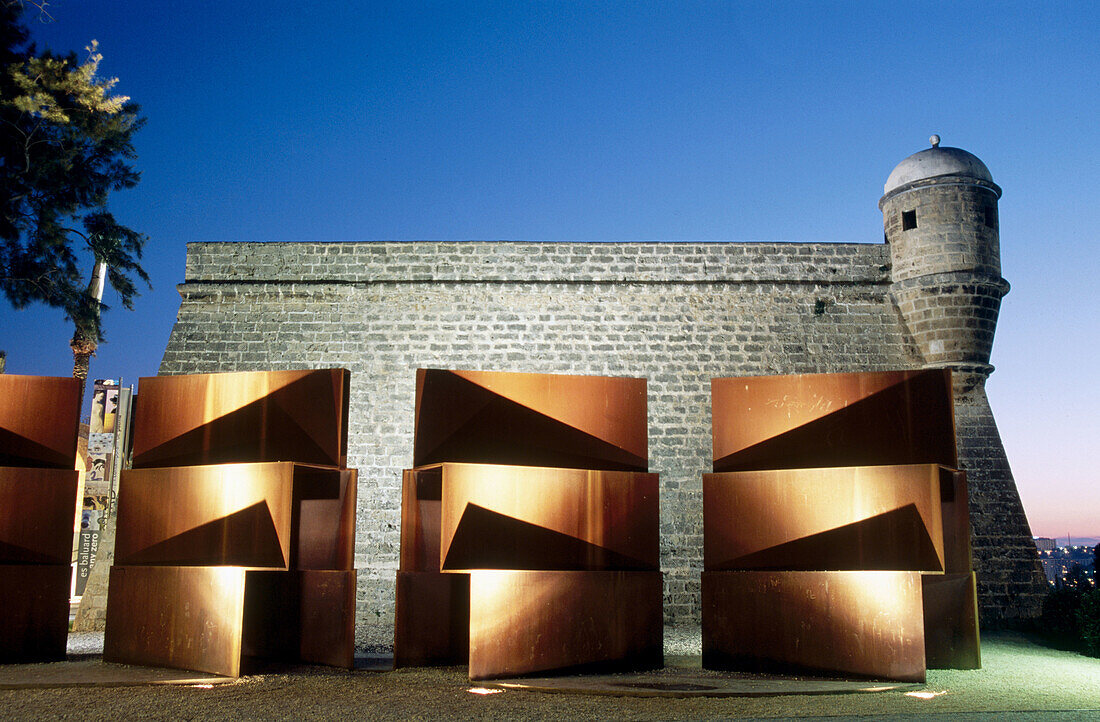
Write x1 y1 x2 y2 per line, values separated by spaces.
2 2 1096 538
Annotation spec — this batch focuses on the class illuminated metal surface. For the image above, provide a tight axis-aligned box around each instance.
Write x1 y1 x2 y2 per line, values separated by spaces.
115 462 354 569
923 572 981 669
413 369 648 471
394 571 470 667
107 368 358 677
131 369 350 469
104 565 248 677
0 565 72 663
0 374 80 469
398 369 660 679
702 570 926 683
468 570 663 680
711 369 956 472
703 464 944 572
703 368 978 680
0 467 80 565
411 463 659 571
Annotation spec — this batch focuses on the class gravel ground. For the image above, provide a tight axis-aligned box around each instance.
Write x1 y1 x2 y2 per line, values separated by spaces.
1 630 1098 720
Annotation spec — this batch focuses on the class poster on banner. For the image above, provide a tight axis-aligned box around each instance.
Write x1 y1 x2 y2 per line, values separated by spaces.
75 495 109 596
89 380 119 434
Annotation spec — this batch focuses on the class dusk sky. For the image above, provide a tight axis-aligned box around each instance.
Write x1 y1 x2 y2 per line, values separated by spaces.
2 2 1096 539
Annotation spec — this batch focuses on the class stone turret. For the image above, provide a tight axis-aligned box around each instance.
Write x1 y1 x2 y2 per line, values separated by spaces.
881 135 1008 382
882 136 1046 622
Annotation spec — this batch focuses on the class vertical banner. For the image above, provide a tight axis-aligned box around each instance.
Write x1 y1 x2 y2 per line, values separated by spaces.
76 379 120 597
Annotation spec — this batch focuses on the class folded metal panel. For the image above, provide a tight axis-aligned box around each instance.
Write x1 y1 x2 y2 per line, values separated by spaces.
704 464 944 572
104 565 247 677
0 467 79 565
131 369 350 469
711 369 956 472
439 463 659 571
0 374 80 469
114 462 297 568
413 369 648 472
702 570 926 683
468 570 663 680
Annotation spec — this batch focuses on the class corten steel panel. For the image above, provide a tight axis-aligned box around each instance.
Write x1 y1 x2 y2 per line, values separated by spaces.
295 468 357 570
115 462 296 568
0 374 80 469
702 570 926 682
393 571 471 667
703 464 945 572
115 462 352 569
940 468 974 574
923 572 981 669
468 570 663 680
0 564 71 663
131 369 350 469
437 463 659 572
0 467 79 564
104 565 247 677
413 369 648 472
399 467 443 572
711 369 956 472
241 570 357 669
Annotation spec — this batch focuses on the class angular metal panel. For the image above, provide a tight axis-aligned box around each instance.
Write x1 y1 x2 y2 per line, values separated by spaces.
114 462 296 568
393 570 470 667
414 369 648 471
104 565 247 677
702 570 926 682
468 570 663 680
704 464 944 572
711 369 956 472
0 564 71 663
131 369 350 469
0 467 79 565
439 463 659 571
114 462 351 570
923 572 981 669
0 374 80 469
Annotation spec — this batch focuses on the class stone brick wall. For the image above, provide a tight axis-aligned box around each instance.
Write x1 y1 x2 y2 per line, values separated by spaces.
160 238 1044 644
952 373 1048 620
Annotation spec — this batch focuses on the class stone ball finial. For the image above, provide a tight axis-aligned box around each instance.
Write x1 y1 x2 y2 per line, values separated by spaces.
930 134 941 148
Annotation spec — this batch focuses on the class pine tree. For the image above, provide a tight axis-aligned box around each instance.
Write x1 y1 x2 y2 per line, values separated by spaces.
0 2 148 343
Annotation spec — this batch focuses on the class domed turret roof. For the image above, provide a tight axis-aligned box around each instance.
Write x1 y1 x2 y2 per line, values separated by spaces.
883 137 994 195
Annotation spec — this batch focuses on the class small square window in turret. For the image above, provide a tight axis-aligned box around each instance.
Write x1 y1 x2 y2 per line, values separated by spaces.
984 205 997 229
902 210 917 231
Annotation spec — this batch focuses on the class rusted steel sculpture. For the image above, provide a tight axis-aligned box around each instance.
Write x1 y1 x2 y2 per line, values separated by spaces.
0 375 81 663
703 368 980 682
395 369 662 680
104 369 357 677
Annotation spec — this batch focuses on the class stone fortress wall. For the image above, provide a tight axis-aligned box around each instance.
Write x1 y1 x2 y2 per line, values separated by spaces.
160 144 1047 645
